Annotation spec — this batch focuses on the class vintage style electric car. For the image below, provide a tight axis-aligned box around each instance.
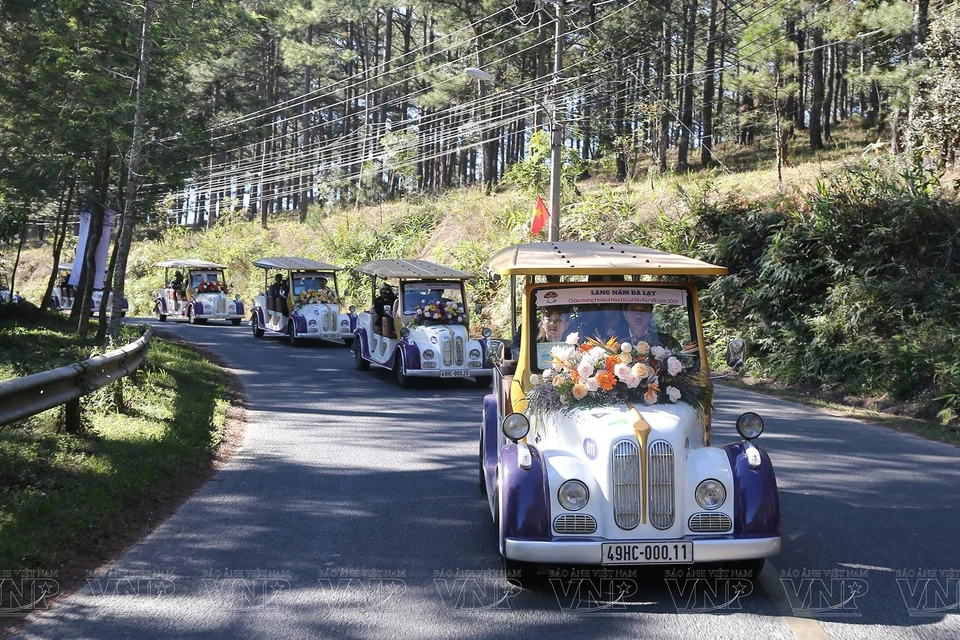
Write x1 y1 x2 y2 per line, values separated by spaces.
353 259 494 387
481 241 780 577
250 257 356 346
50 262 128 316
153 259 244 325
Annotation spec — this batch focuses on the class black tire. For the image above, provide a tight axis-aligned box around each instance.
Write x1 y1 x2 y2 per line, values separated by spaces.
231 318 241 326
155 302 166 322
395 352 413 388
342 336 354 349
188 305 197 325
288 323 299 346
354 340 370 371
251 314 264 338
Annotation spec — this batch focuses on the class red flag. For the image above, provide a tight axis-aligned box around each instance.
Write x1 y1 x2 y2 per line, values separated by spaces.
531 196 549 234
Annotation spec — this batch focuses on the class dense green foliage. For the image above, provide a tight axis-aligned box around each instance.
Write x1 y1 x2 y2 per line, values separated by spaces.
690 160 960 424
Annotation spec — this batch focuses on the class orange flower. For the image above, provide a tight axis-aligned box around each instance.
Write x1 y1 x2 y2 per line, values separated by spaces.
571 369 580 383
579 343 593 353
596 371 616 391
605 356 619 373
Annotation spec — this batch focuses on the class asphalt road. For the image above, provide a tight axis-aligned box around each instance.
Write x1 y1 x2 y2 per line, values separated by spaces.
13 319 960 639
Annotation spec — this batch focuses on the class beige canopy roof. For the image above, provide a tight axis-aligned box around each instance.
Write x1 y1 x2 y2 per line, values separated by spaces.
156 259 227 269
486 242 727 276
252 257 343 271
355 259 473 280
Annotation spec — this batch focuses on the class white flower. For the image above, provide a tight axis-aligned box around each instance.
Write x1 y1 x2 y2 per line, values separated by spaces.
651 346 669 361
543 368 555 378
666 356 683 376
624 374 641 388
529 374 540 385
614 363 632 379
631 362 650 378
585 377 600 392
620 342 632 353
577 360 595 380
564 332 580 345
666 386 682 403
589 346 606 359
550 344 575 363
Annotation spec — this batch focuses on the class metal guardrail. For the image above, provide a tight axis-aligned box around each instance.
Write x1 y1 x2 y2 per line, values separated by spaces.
0 326 152 427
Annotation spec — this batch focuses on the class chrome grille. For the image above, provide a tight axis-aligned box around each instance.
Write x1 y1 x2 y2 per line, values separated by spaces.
455 337 464 365
554 514 597 534
649 440 675 529
442 337 452 365
322 311 333 332
612 440 641 530
689 512 732 533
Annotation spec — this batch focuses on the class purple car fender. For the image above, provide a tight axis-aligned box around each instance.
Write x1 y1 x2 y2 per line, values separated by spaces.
290 311 307 334
723 442 781 537
482 395 500 495
499 444 551 544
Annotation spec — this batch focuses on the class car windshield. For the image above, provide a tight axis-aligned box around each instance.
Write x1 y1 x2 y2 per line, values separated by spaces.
190 271 222 288
400 281 464 314
530 285 696 371
292 272 335 296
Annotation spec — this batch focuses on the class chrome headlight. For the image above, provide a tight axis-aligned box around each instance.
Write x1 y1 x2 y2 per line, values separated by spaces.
501 413 529 442
482 327 492 338
423 349 435 360
736 412 764 440
203 304 211 313
695 479 726 510
349 305 356 313
469 348 481 360
309 319 317 327
558 480 589 511
400 327 410 339
341 319 349 327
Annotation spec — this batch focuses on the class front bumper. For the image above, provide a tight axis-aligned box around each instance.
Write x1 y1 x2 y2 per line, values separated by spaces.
404 367 494 378
505 536 781 564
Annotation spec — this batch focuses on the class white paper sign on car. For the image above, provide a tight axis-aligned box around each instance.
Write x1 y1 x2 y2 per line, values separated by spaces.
535 287 687 307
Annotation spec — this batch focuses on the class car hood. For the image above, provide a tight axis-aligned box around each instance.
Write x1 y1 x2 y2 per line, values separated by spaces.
532 401 704 455
409 323 470 342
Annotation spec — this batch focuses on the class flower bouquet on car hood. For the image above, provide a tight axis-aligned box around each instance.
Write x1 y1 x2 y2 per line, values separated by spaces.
525 333 711 415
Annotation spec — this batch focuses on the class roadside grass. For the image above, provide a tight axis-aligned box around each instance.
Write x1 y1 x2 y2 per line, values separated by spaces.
0 318 238 622
720 377 960 448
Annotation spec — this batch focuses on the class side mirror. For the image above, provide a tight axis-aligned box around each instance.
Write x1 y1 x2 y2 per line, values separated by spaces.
487 340 505 367
726 339 745 370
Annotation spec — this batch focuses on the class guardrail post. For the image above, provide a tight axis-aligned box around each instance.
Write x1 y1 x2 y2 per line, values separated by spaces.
63 398 83 434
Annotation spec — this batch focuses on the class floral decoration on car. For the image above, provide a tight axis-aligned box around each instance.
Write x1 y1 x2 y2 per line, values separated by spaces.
297 289 338 306
525 334 710 414
196 280 227 293
408 300 466 327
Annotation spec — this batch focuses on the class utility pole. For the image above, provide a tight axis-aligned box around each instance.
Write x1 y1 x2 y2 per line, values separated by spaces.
547 0 564 243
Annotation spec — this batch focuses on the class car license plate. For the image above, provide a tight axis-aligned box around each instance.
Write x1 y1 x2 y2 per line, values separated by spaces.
601 542 694 565
440 369 470 378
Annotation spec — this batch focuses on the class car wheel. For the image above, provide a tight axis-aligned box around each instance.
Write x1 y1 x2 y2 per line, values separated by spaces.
288 323 299 346
187 305 197 324
155 302 166 322
342 336 354 349
395 352 413 388
251 314 264 338
231 318 241 326
354 340 370 371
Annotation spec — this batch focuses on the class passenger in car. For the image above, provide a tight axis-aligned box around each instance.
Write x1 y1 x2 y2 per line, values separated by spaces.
622 303 680 350
538 307 571 343
372 283 396 337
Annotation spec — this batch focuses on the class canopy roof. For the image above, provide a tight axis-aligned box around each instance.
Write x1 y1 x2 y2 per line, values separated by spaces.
156 259 227 270
252 257 343 271
355 259 473 280
486 242 727 276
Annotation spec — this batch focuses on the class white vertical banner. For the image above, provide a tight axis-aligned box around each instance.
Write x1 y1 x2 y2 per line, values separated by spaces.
92 209 115 289
68 210 91 288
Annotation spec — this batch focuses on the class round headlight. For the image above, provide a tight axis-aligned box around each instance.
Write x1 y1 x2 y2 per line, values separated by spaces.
558 480 589 511
423 349 435 360
309 319 317 326
482 327 492 338
400 327 410 339
469 348 481 359
695 479 726 510
341 319 349 327
736 412 764 440
349 305 356 313
501 414 529 441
